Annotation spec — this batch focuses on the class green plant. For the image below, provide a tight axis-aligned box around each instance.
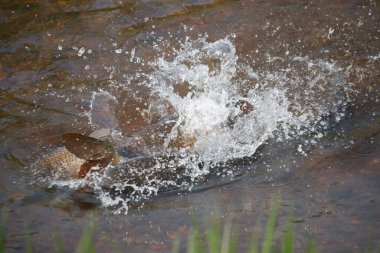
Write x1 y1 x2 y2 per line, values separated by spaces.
261 197 280 253
171 235 181 253
53 229 63 253
305 238 318 253
7 197 376 253
75 224 95 253
187 225 203 253
206 218 221 253
24 224 34 253
0 209 7 253
282 217 294 253
177 194 321 253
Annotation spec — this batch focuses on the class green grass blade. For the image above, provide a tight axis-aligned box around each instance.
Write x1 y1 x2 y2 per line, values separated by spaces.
75 224 95 253
24 224 34 253
282 218 294 253
305 238 318 253
261 197 280 253
228 224 239 253
171 235 181 253
248 235 258 253
272 245 282 253
221 219 232 253
53 229 63 253
0 209 8 253
206 219 221 253
187 226 202 253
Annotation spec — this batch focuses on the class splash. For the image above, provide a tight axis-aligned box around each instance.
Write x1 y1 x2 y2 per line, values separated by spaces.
146 35 349 164
148 36 292 165
37 34 351 214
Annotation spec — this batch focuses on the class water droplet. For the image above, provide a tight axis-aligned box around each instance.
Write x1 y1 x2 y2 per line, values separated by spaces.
78 47 85 57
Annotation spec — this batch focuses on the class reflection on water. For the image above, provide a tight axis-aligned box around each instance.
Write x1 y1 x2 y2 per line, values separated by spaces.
0 0 379 252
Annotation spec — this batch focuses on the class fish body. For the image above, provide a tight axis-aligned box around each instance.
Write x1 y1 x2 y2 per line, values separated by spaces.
35 132 195 192
36 147 85 179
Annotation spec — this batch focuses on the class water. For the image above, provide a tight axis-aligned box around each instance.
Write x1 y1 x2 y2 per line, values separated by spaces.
31 34 353 214
0 0 379 252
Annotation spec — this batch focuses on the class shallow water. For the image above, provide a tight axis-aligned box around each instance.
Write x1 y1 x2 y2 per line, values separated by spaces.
0 0 379 252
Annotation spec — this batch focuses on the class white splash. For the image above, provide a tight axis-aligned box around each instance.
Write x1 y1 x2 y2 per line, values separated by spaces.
41 34 351 214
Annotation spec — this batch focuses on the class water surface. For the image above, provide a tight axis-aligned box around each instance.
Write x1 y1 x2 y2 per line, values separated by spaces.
0 0 379 252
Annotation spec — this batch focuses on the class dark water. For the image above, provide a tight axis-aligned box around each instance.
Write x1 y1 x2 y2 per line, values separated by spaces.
0 0 379 252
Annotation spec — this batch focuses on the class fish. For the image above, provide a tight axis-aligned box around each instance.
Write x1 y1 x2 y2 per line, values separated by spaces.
33 129 204 199
35 98 257 187
34 129 120 180
36 146 86 179
62 133 120 178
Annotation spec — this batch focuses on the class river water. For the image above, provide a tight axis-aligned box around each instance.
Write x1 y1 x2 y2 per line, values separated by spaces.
0 0 379 252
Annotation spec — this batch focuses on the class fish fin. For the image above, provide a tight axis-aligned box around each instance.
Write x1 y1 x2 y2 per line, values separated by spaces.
78 159 109 178
78 161 93 178
89 128 111 140
62 133 110 160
